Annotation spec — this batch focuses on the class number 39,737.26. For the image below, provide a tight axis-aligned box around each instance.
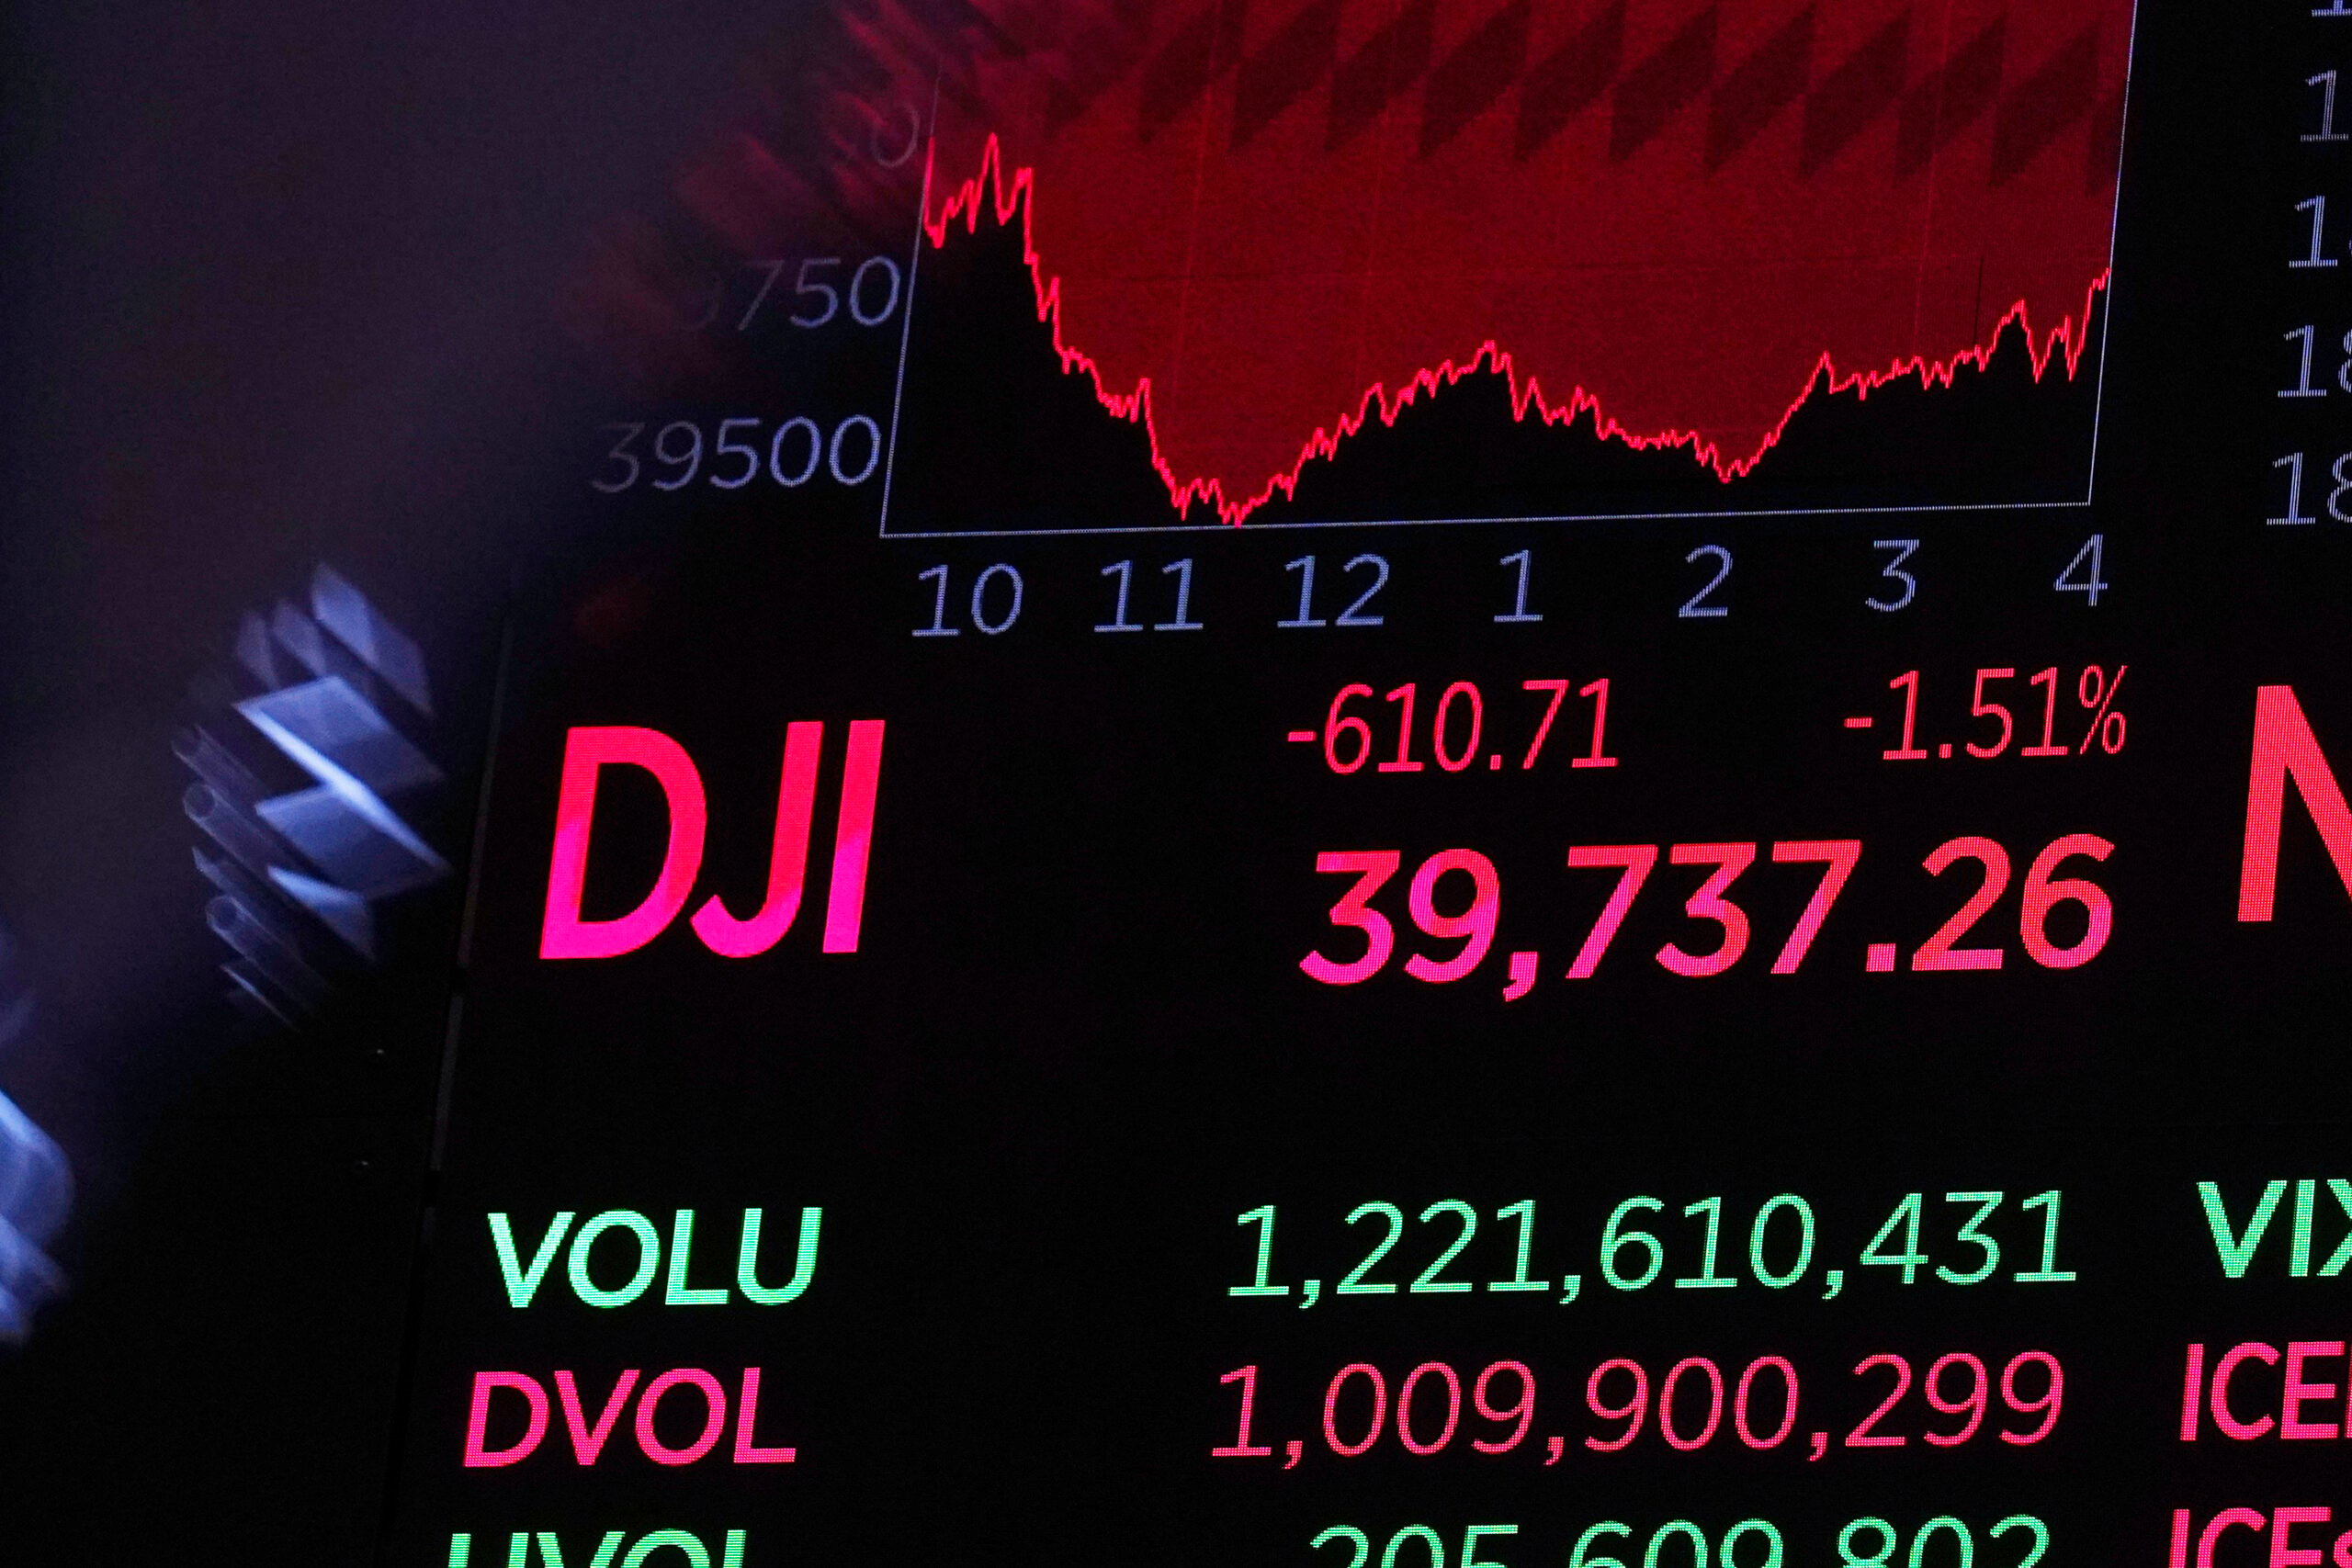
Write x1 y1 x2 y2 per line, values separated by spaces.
1299 837 2112 990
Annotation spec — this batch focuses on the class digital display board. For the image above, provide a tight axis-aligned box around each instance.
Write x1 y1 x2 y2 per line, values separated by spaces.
17 0 2342 1562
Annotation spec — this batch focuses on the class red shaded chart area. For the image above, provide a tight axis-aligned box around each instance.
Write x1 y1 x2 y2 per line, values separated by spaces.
919 0 2130 522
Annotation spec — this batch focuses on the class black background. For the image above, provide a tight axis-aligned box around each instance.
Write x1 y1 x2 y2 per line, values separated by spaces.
7 0 2352 1562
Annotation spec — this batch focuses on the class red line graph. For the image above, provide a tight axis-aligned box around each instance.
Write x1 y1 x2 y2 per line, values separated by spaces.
926 132 2110 524
904 0 2130 524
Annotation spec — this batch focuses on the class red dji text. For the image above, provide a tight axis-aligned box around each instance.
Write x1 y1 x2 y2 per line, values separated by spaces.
539 721 884 959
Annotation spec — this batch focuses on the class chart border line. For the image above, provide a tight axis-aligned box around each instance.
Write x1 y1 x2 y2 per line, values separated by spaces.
878 0 2141 540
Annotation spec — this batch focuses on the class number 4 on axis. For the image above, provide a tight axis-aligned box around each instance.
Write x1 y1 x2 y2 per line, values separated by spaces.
2055 535 2106 604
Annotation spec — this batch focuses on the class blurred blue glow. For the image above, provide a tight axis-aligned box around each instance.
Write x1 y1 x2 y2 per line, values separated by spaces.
0 933 70 1342
182 566 447 1026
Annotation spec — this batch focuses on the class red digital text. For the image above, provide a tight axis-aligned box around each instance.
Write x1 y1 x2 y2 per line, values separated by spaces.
539 721 884 960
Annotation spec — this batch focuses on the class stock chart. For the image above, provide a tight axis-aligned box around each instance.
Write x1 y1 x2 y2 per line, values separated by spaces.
18 0 2342 1562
